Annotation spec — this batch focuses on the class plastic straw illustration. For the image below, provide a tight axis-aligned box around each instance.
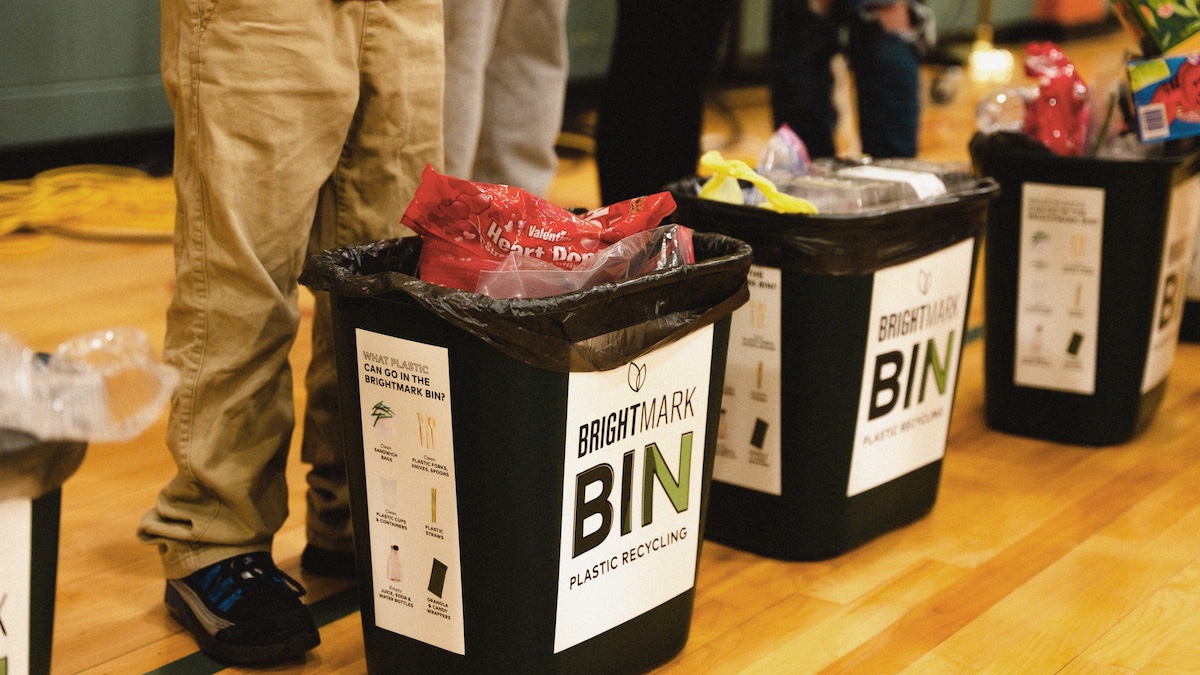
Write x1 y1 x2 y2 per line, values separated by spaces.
698 151 817 214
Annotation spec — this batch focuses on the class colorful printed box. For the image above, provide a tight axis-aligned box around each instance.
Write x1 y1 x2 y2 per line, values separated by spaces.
1110 0 1200 55
1128 52 1200 142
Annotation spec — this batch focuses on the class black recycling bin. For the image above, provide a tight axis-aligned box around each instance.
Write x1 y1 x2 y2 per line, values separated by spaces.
1 428 87 675
1184 301 1200 343
972 132 1200 445
300 233 751 674
1182 235 1200 343
666 176 997 561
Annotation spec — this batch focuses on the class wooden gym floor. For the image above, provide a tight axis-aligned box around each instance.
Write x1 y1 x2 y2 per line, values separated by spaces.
6 26 1200 675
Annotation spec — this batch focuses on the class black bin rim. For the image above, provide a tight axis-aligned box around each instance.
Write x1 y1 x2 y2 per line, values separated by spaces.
666 177 998 275
300 231 754 372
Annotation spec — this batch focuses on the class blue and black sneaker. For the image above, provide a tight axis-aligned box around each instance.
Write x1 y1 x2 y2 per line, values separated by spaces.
165 551 320 665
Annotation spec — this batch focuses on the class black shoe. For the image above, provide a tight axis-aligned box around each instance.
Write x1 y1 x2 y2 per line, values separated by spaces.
165 551 320 665
300 543 357 579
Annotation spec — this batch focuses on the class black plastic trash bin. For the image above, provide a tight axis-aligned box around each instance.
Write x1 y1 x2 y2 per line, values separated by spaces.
972 133 1200 445
0 428 87 675
300 233 751 674
1181 235 1200 342
666 176 997 561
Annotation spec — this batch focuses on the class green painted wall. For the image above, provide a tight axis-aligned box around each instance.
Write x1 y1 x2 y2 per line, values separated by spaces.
1 2 172 150
1 0 1042 150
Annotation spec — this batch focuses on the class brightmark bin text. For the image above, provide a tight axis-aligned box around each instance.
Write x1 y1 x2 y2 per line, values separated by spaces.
577 388 697 458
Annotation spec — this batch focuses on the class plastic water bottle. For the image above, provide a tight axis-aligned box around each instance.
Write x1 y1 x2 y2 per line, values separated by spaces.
976 86 1038 134
0 328 178 443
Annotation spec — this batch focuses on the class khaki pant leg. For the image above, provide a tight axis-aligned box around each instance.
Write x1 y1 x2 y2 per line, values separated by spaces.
301 0 444 553
139 0 402 579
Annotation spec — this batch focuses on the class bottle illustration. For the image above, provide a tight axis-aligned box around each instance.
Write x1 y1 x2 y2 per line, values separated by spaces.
388 545 403 582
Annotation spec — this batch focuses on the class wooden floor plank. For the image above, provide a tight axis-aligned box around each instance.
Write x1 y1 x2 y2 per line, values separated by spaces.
911 448 1200 672
1063 549 1200 673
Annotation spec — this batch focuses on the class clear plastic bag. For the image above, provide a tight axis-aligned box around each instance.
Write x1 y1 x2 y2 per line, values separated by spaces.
0 328 178 444
755 124 811 181
475 224 695 298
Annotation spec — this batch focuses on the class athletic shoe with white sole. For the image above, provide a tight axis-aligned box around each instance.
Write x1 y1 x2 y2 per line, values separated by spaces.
165 551 320 665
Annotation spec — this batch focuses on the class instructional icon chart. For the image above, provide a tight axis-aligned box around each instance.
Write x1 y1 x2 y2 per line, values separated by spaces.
714 266 783 495
1014 183 1104 394
355 329 464 655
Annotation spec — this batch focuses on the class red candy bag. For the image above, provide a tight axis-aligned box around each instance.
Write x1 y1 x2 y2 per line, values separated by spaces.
1021 42 1090 156
400 165 677 290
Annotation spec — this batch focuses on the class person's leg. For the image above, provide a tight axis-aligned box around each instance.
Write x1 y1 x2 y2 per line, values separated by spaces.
141 0 367 578
141 0 392 663
768 0 841 158
468 0 568 196
442 0 501 182
301 0 444 570
846 0 921 157
595 0 738 205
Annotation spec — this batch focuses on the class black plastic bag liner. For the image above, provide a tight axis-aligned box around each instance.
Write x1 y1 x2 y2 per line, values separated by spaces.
300 232 752 372
665 176 999 275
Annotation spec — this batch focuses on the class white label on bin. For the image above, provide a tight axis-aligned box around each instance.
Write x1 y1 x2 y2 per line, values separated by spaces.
0 497 33 675
555 325 713 653
713 265 783 495
1013 183 1105 395
847 238 975 498
355 329 464 655
1143 174 1200 393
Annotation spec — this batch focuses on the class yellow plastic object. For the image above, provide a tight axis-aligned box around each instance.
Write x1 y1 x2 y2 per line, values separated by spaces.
699 172 746 205
698 150 817 214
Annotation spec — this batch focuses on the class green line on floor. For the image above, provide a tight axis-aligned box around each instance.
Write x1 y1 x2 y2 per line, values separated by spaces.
966 323 983 344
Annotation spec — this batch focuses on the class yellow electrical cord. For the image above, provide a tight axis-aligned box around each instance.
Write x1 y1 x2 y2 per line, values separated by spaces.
0 164 175 258
0 181 52 258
